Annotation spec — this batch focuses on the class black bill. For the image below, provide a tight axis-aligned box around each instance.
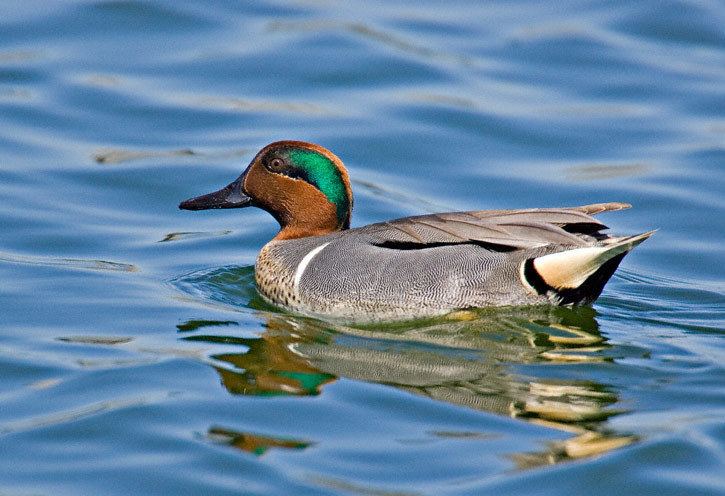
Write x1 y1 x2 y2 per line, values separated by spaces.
179 176 251 211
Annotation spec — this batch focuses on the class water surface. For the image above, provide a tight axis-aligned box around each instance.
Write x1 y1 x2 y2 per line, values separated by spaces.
1 1 724 494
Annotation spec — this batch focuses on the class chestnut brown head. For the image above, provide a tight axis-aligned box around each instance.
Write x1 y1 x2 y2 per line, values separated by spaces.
180 141 353 240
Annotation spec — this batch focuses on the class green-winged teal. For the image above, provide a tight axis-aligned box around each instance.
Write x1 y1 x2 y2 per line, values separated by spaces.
180 141 653 322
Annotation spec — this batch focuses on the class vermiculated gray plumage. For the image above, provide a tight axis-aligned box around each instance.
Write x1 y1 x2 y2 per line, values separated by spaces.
254 202 651 322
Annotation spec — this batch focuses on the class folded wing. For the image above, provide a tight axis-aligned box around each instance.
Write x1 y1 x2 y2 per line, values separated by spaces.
362 202 631 250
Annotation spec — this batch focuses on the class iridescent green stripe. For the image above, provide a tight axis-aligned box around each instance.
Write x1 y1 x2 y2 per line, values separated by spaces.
288 149 348 223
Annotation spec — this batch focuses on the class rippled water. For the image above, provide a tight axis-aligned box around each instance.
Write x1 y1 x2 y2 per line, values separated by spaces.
1 1 724 494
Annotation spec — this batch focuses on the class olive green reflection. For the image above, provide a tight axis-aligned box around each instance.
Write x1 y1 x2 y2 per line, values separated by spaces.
208 426 311 457
180 306 635 467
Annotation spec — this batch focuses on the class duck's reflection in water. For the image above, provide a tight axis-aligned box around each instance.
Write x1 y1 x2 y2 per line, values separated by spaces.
207 427 312 457
179 306 635 465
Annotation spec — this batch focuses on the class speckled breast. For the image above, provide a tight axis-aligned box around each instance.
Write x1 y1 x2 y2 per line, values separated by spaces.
254 241 302 310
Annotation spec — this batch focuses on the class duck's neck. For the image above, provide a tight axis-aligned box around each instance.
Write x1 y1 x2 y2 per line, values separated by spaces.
271 197 348 241
274 225 337 241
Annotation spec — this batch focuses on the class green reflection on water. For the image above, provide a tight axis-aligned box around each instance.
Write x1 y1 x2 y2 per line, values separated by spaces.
208 426 312 457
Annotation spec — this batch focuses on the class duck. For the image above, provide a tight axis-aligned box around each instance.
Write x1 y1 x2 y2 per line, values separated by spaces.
180 140 653 322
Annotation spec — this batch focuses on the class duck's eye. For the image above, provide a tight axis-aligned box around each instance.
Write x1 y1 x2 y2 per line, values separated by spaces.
268 158 285 171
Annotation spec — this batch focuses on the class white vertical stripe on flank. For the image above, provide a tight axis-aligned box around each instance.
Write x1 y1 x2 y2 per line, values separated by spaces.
293 242 331 297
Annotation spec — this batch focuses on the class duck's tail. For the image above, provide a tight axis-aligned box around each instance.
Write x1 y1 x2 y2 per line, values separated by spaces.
523 230 655 305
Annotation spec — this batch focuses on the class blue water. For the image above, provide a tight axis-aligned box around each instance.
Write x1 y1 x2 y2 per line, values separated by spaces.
1 1 724 494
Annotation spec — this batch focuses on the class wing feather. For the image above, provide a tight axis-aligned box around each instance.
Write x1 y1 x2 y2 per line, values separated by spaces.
361 203 626 250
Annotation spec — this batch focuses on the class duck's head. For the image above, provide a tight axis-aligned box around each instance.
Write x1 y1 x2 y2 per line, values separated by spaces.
179 141 353 240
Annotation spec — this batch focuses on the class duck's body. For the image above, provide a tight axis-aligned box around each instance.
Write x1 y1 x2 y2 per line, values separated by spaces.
180 141 652 322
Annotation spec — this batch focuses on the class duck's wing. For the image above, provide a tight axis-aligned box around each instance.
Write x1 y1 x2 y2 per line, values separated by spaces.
361 202 631 250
